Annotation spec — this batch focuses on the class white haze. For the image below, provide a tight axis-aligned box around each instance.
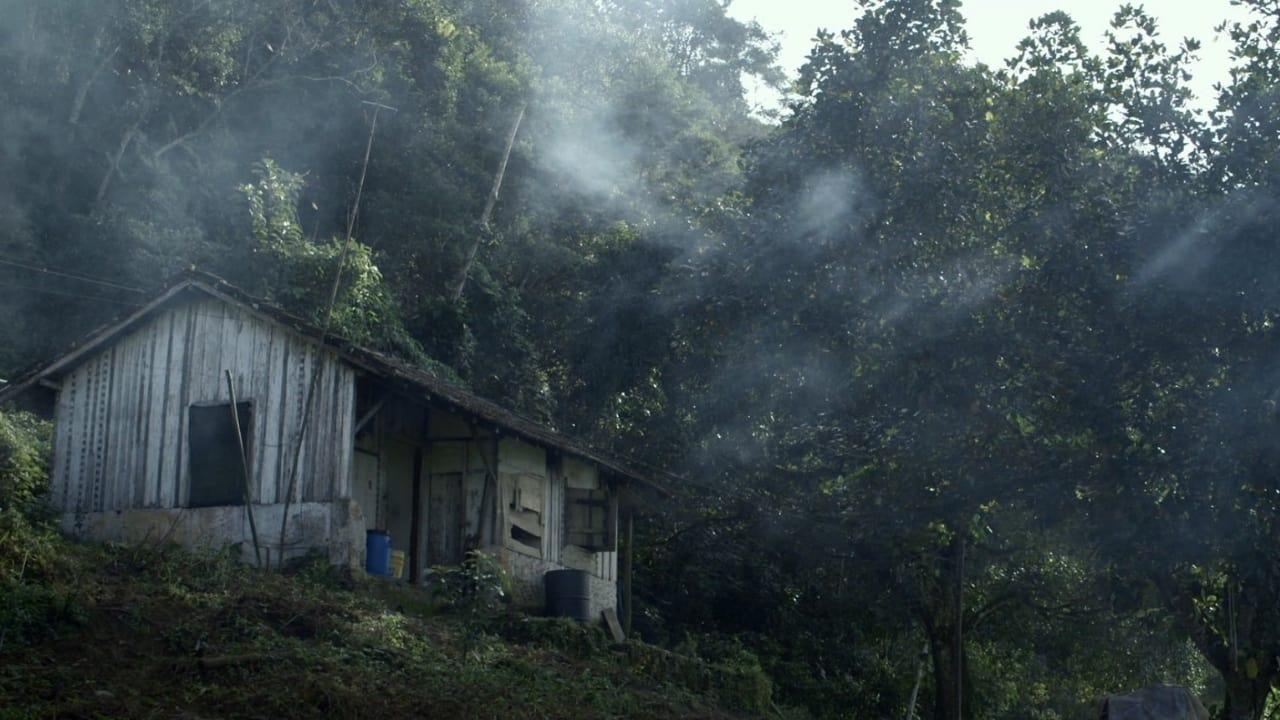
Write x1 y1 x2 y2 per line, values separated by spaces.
728 0 1254 114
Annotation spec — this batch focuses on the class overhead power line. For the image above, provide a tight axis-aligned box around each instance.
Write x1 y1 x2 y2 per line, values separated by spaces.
0 257 147 294
0 279 144 306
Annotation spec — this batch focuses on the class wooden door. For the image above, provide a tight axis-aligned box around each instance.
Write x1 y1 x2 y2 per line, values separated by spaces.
352 451 379 530
428 472 464 565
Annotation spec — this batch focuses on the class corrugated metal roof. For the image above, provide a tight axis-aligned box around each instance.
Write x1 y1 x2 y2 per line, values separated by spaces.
0 269 673 494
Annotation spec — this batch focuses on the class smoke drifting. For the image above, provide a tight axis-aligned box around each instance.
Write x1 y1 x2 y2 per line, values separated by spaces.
6 2 1280 717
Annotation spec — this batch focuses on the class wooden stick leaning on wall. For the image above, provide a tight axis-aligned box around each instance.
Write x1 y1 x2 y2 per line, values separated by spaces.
226 369 263 567
278 103 389 566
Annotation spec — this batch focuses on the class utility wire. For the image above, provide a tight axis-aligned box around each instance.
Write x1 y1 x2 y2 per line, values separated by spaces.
0 279 144 306
0 257 147 294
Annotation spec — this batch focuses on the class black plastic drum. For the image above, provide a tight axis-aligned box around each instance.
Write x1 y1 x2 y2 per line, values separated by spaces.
544 569 592 621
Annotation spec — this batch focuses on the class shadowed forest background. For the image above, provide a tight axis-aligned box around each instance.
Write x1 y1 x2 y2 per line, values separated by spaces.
2 0 1280 718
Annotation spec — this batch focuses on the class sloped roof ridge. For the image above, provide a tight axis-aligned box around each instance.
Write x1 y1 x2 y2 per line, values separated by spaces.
1 268 672 493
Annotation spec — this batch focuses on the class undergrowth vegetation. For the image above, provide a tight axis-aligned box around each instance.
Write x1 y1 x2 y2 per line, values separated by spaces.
0 531 787 719
0 410 783 719
9 0 1280 715
0 410 50 520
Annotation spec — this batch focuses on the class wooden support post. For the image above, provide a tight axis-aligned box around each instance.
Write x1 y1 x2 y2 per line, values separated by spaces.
374 410 384 530
459 428 471 554
466 423 490 550
623 509 635 636
409 445 424 584
487 433 500 546
408 408 431 584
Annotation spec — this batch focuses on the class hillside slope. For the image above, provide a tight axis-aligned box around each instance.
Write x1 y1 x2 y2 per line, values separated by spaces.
0 528 779 719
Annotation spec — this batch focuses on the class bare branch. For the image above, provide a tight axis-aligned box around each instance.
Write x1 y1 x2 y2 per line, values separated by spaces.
69 43 119 126
94 125 138 210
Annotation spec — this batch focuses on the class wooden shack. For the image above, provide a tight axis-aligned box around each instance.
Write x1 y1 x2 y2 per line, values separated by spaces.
0 270 668 621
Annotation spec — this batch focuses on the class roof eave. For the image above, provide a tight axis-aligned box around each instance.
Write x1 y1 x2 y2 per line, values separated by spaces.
0 269 678 495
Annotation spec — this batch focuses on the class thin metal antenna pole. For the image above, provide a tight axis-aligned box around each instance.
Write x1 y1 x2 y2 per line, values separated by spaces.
450 103 525 302
278 103 392 566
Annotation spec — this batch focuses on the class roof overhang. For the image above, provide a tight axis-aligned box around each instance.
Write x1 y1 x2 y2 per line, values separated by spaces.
0 270 676 496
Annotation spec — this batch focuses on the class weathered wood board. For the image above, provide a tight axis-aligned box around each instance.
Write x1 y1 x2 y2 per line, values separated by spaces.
50 296 356 514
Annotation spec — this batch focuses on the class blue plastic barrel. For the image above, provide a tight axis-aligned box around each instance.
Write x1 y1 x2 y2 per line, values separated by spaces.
365 530 392 576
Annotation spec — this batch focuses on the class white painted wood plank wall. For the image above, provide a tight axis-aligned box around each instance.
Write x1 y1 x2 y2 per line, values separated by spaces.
495 437 616 582
50 296 355 514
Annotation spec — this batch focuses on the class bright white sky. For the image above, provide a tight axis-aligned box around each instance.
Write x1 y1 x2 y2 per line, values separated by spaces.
727 0 1254 112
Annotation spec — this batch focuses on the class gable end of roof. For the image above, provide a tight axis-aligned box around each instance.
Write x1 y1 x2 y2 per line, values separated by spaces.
0 269 674 494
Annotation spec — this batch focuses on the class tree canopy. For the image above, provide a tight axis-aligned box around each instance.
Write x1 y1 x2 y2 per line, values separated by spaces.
3 0 1280 718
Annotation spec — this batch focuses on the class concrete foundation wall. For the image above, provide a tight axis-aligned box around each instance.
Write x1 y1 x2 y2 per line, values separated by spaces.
62 498 366 569
498 546 617 620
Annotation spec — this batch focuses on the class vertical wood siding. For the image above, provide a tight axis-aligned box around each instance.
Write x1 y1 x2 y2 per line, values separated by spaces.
495 438 616 582
563 458 616 582
50 297 355 513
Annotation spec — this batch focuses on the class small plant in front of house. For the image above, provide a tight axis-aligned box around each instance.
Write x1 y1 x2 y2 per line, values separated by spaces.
428 550 509 613
0 410 52 525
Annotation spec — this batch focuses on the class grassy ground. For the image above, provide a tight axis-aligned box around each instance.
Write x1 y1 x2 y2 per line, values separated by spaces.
0 525 780 720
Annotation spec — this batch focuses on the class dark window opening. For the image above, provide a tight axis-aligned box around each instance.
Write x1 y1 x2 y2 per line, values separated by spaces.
505 475 545 556
353 377 382 445
510 524 541 551
188 402 252 508
566 487 617 552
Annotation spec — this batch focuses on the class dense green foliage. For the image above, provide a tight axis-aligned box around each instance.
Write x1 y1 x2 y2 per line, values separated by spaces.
0 410 49 520
5 0 1280 718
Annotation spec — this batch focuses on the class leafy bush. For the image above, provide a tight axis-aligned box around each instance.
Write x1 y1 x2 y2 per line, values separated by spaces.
0 409 52 522
620 640 775 714
0 577 87 648
0 411 82 648
428 550 509 613
490 614 611 657
239 159 441 372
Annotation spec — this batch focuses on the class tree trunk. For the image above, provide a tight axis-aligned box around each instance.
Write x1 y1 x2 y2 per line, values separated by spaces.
1158 574 1277 720
927 625 972 720
924 537 973 720
1220 666 1273 720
